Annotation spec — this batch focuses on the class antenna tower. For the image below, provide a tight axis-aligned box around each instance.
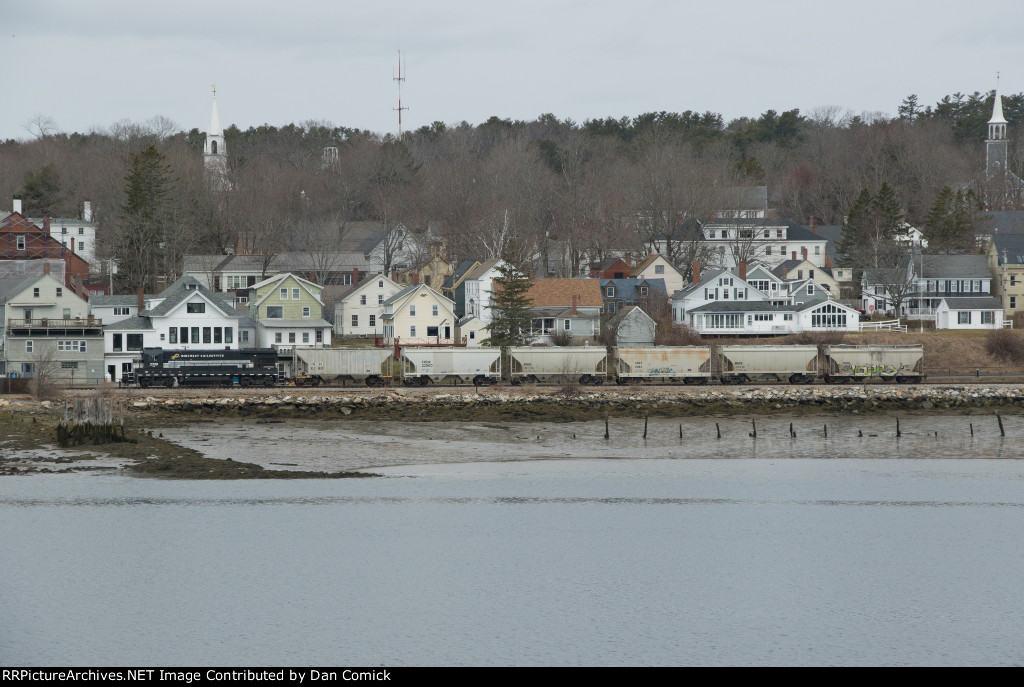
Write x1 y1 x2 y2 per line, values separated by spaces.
394 50 408 141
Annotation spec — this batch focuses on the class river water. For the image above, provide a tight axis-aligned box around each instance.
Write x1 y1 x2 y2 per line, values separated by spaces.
3 412 1024 666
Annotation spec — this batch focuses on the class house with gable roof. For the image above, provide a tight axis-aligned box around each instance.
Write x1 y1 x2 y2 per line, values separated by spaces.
333 273 404 337
987 233 1024 317
516 278 604 344
631 253 685 296
599 278 668 316
102 276 246 382
380 283 457 344
463 258 509 325
248 273 332 349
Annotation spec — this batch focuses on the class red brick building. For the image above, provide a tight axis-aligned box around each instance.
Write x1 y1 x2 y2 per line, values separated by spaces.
1 212 90 294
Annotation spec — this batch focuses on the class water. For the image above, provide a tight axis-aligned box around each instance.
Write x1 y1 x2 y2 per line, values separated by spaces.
3 413 1024 666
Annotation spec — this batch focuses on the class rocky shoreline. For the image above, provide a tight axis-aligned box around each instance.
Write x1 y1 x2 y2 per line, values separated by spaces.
29 383 1024 420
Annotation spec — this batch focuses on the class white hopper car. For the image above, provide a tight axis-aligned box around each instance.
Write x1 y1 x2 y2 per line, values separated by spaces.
400 347 502 386
508 346 609 384
614 346 712 384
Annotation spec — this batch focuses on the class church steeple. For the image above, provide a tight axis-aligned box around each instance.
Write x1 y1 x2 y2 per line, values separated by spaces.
204 85 228 183
987 75 1009 185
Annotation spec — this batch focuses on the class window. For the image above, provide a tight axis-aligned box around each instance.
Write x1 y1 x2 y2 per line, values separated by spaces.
958 311 972 325
62 227 68 234
606 286 615 297
23 308 32 320
776 230 783 238
169 328 177 344
79 242 85 252
25 340 33 353
33 287 40 297
797 270 803 280
302 332 310 343
410 325 417 337
266 306 283 319
225 327 233 344
784 313 793 321
352 315 359 327
240 330 248 343
113 307 130 316
378 294 384 305
191 328 200 343
62 362 79 370
720 230 727 239
1012 297 1017 309
810 303 847 328
982 311 994 324
16 235 26 250
79 227 84 235
202 327 211 343
378 280 384 288
315 329 323 344
58 340 88 352
127 334 144 351
360 295 367 305
112 334 122 352
275 332 282 344
214 327 222 344
186 302 206 314
427 326 439 337
180 327 188 343
300 306 309 318
807 284 814 295
809 270 815 280
369 315 376 327
564 319 571 331
288 332 296 343
280 288 288 300
765 246 772 256
640 286 649 296
432 304 439 317
655 264 664 274
292 288 300 300
409 305 416 316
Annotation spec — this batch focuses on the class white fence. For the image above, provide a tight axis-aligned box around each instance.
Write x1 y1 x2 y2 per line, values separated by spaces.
859 319 908 333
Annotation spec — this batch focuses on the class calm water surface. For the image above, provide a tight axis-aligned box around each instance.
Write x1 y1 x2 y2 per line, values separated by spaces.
3 413 1024 666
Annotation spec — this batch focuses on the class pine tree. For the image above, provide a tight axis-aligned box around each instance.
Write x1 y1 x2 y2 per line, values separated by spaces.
924 186 979 252
116 145 176 292
484 260 534 349
21 164 64 216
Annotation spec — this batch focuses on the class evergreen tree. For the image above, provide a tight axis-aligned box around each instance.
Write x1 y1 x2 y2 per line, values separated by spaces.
116 145 176 292
21 163 64 216
923 186 979 252
484 260 534 349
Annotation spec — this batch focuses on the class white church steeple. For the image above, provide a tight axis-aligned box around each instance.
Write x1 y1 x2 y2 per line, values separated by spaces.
204 85 228 184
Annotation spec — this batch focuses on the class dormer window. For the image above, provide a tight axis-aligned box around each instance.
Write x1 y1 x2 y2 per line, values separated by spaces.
606 286 615 297
640 286 649 296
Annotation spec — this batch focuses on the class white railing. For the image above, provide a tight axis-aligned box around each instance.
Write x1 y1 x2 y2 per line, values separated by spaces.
1002 320 1014 329
859 319 908 333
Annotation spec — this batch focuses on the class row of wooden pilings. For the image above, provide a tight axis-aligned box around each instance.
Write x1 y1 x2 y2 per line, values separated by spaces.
601 413 1010 440
56 398 132 447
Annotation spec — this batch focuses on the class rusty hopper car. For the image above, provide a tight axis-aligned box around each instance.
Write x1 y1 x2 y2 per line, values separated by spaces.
134 348 279 387
822 344 924 383
293 348 394 387
400 347 502 386
718 345 820 384
614 346 712 384
508 346 608 385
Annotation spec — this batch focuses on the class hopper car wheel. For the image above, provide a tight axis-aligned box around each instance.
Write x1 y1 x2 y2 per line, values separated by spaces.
683 377 700 385
616 377 628 385
472 375 488 386
416 376 429 387
895 376 914 384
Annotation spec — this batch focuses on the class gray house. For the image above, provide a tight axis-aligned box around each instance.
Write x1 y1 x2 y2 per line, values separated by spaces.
606 305 656 346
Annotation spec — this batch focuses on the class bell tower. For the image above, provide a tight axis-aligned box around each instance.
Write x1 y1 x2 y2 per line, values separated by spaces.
987 75 1009 184
204 85 228 185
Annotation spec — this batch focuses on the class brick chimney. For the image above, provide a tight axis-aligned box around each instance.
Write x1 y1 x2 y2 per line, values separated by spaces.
802 247 808 260
137 286 144 314
792 251 797 260
571 294 578 315
739 260 747 282
43 262 51 275
809 215 817 234
43 216 50 236
412 273 419 285
691 260 701 284
782 266 789 279
352 267 359 285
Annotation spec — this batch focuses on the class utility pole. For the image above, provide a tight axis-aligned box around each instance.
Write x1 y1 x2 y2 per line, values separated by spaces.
394 50 408 141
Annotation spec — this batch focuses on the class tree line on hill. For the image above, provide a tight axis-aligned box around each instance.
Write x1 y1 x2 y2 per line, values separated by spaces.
1 88 1021 291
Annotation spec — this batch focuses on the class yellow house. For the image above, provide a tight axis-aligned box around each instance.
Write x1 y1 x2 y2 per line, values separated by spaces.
988 236 1024 318
380 284 457 343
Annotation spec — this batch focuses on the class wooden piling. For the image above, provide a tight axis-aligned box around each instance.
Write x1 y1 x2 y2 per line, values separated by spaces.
679 424 683 439
605 416 609 440
824 424 828 438
970 422 974 437
998 413 1005 437
716 423 721 440
896 417 901 438
789 422 795 438
750 419 757 439
643 414 648 439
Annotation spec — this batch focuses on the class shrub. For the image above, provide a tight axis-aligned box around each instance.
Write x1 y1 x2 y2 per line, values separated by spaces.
657 324 702 346
986 329 1024 363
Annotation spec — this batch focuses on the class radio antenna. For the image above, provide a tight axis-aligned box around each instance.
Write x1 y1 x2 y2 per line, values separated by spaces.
393 50 408 141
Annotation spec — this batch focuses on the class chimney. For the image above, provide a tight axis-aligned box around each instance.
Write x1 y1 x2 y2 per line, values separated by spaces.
782 266 789 279
83 201 93 222
809 215 817 234
391 269 398 282
802 247 808 260
352 267 359 285
792 251 797 260
739 260 747 282
137 286 144 314
691 260 701 284
43 262 51 275
571 294 578 315
412 273 419 285
12 195 22 214
44 216 50 235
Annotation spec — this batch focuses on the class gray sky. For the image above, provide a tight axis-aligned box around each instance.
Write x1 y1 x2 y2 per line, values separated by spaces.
3 0 1022 140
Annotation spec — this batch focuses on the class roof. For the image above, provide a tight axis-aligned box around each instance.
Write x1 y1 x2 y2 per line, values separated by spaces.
599 278 668 301
631 253 676 275
721 185 768 210
521 279 604 308
381 283 454 308
103 314 153 331
939 297 1003 310
0 276 42 303
336 221 392 255
90 294 151 307
689 301 794 313
606 304 655 329
144 275 240 319
464 258 503 281
982 211 1024 236
918 254 991 279
183 251 372 276
990 234 1024 264
443 259 479 291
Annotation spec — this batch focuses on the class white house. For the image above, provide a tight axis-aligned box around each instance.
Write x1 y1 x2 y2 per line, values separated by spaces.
462 258 508 325
630 253 685 296
863 254 993 319
102 276 245 382
935 297 1006 330
89 294 150 325
380 284 458 344
333 274 403 337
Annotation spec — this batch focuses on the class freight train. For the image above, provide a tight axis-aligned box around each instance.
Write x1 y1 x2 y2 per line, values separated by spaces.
132 344 925 388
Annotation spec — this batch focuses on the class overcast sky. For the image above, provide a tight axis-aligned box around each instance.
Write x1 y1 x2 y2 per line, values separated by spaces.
3 0 1022 141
